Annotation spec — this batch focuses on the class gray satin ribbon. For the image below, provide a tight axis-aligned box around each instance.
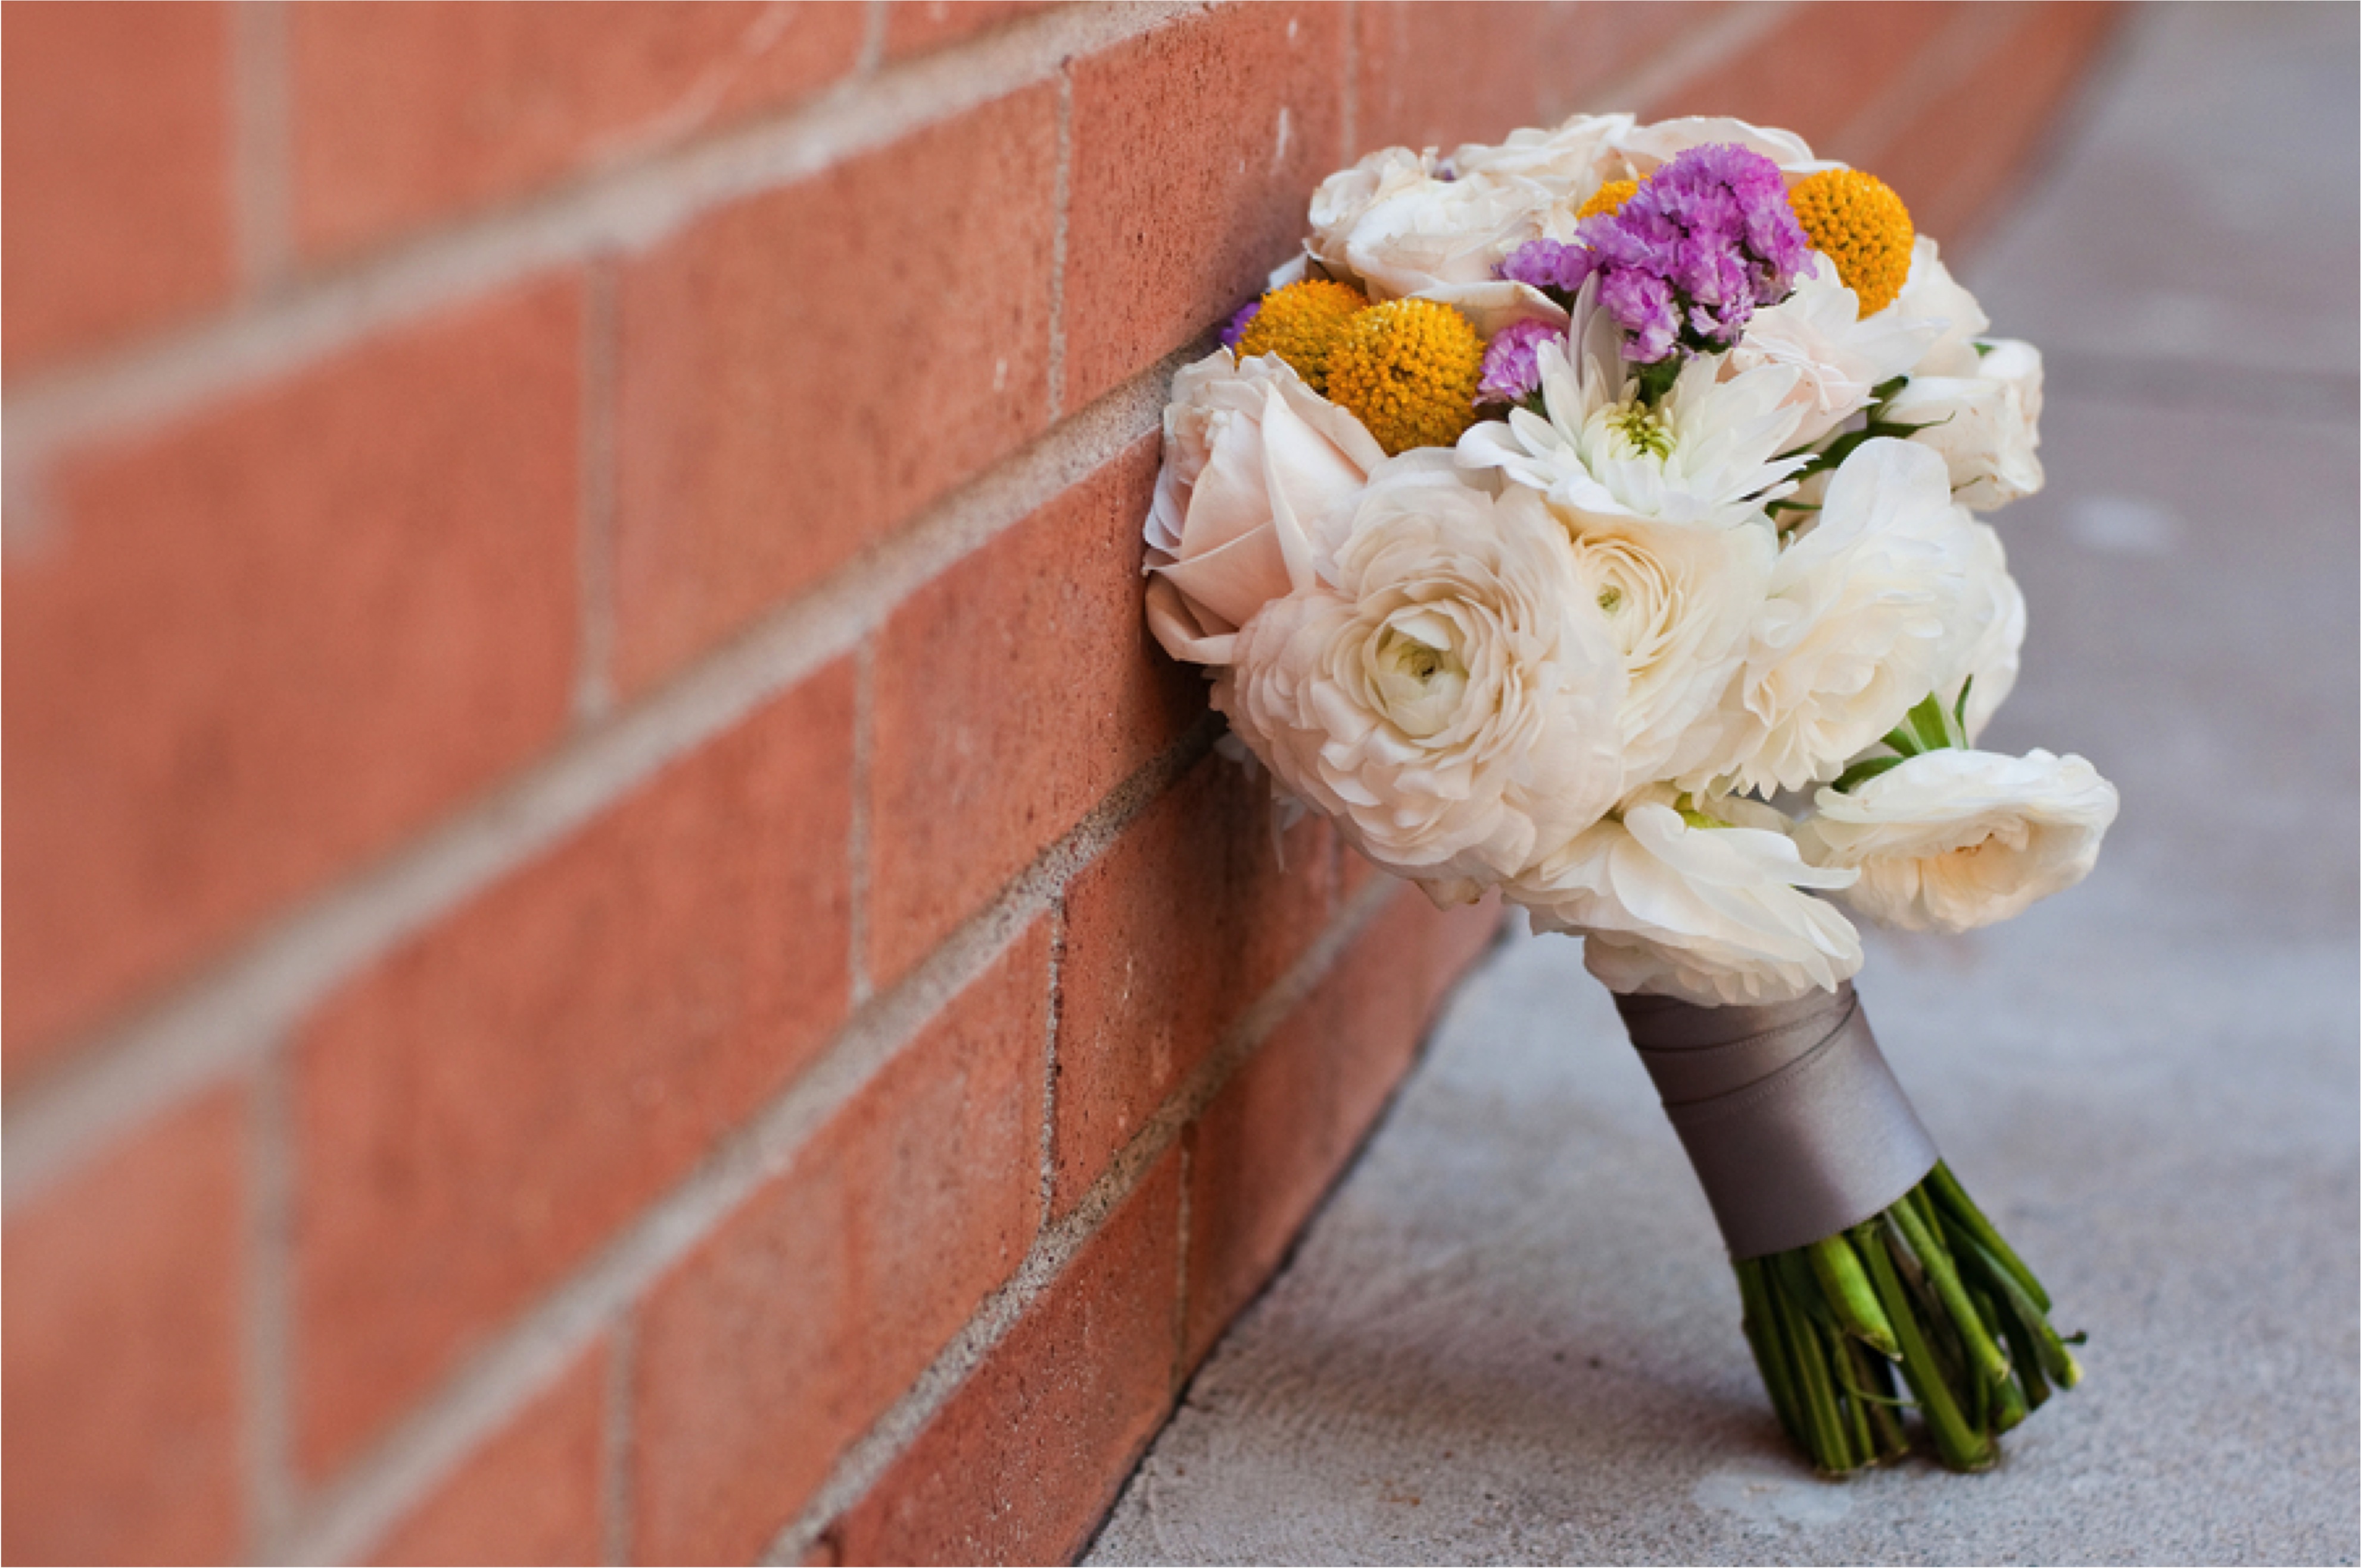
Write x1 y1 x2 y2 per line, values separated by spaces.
1614 982 1938 1261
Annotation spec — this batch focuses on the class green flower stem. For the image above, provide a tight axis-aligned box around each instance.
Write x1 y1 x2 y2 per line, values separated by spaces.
1843 1336 1913 1462
1952 1226 2084 1390
1862 1217 1995 1472
1773 1270 1854 1473
1893 1190 2013 1391
1736 1258 1805 1447
1927 1161 2052 1311
1808 1232 1900 1358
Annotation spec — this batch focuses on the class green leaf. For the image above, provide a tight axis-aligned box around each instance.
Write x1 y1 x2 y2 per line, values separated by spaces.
1831 753 1906 794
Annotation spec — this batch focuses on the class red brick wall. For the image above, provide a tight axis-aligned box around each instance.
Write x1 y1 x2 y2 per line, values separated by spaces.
1 4 2120 1562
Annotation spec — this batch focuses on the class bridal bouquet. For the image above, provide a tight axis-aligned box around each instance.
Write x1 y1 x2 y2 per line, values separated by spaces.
1141 113 2119 1476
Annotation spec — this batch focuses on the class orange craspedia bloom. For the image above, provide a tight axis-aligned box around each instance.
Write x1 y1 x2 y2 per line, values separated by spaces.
1577 177 1642 220
1235 278 1372 392
1786 168 1915 316
1322 298 1485 456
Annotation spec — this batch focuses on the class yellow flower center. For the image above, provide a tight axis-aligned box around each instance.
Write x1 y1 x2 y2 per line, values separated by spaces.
1322 299 1485 456
1786 168 1915 317
1576 178 1642 221
1235 278 1370 393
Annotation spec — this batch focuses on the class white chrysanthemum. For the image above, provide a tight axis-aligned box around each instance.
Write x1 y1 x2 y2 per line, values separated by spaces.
1892 236 1991 378
1566 514 1774 783
1696 439 1988 794
1214 461 1625 887
1887 338 2046 512
1725 252 1940 448
1796 749 2119 933
1458 278 1808 533
1510 785 1863 1006
1144 351 1387 666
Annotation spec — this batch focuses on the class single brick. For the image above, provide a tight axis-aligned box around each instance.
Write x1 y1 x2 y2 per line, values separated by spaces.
1354 1 1717 154
3 278 581 1082
1063 4 1346 410
371 1341 608 1567
828 1149 1182 1567
1638 2 1967 160
293 662 855 1477
1 1090 246 1565
631 919 1050 1564
613 86 1058 696
1 1 235 377
289 2 867 261
867 437 1198 990
1186 884 1500 1366
1054 755 1332 1215
1866 4 2125 248
882 1 1060 60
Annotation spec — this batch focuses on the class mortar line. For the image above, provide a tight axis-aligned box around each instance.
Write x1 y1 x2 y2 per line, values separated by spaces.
846 640 879 1009
242 1045 298 1564
0 1 1198 482
1037 898 1069 1237
1046 68 1073 420
856 0 890 76
758 870 1407 1567
1338 0 1359 157
231 0 294 298
573 260 621 725
263 718 1215 1565
1172 1133 1194 1398
1 352 1179 1208
601 1314 636 1568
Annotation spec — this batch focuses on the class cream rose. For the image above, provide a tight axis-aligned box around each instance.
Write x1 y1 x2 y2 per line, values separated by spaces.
1214 460 1625 887
1887 339 2045 512
1796 749 2119 933
1144 351 1388 666
1509 786 1864 1006
1695 438 1988 795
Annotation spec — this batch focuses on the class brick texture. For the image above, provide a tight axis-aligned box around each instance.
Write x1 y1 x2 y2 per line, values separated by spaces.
289 2 868 262
372 1343 608 1568
1 1090 246 1566
613 85 1058 696
1354 1 1717 155
2 278 582 1081
867 437 1198 989
630 920 1051 1565
1062 4 1347 410
1054 754 1333 1215
1 1 235 378
292 662 855 1477
1186 887 1501 1366
828 1150 1182 1567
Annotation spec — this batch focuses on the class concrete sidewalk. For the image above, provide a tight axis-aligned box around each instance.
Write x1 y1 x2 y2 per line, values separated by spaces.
1086 6 2361 1563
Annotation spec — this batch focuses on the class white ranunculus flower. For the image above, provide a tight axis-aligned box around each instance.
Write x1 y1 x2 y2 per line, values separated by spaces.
1144 351 1388 666
1933 519 2025 742
1696 438 1988 795
1566 514 1774 783
1214 462 1625 887
1887 339 2045 511
1796 749 2119 933
1459 277 1808 533
1305 146 1569 335
1725 252 1940 448
1510 785 1864 1006
1612 116 1843 183
1892 236 1990 376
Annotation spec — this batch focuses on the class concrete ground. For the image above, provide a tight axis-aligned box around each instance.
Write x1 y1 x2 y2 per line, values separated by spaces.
1086 7 2361 1564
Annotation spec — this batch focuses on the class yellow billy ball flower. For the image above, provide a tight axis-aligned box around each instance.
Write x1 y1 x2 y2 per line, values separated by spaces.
1577 178 1642 220
1323 299 1486 456
1236 278 1372 392
1787 168 1915 317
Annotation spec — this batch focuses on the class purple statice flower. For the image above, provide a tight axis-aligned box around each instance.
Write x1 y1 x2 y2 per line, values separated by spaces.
1477 318 1566 404
1558 143 1812 369
1497 238 1589 294
1219 298 1262 350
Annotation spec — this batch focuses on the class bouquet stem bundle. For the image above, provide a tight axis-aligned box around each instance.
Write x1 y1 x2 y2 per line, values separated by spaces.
1734 1162 2079 1475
